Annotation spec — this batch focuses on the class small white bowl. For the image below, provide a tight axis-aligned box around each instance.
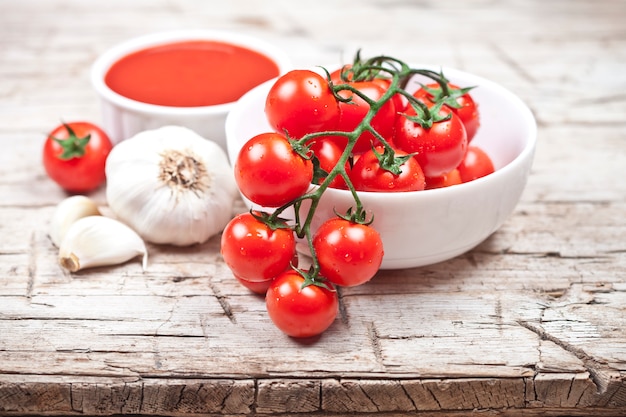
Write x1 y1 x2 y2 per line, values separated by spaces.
225 66 537 269
91 30 292 149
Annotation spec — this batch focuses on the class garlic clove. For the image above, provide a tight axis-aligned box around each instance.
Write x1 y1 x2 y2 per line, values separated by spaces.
49 195 101 247
58 215 148 272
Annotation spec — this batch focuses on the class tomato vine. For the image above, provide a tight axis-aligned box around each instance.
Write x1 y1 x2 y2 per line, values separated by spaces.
260 53 462 287
225 51 486 337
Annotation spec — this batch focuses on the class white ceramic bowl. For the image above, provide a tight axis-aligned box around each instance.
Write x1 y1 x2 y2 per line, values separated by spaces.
91 30 292 149
225 66 537 269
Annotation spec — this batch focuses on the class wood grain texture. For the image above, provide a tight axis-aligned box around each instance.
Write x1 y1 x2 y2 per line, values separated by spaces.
0 0 625 415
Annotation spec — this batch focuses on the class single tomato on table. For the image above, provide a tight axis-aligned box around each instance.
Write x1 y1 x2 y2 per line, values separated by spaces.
42 122 113 193
234 132 313 208
313 217 384 287
265 270 339 338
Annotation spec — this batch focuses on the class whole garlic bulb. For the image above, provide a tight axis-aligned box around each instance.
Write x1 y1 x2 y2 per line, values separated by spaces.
105 125 238 246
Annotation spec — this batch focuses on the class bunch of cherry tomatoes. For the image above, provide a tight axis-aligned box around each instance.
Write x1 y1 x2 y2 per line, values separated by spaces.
221 53 496 338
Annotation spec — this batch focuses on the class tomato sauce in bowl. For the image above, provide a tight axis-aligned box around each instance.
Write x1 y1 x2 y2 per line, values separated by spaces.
91 30 291 147
104 40 280 107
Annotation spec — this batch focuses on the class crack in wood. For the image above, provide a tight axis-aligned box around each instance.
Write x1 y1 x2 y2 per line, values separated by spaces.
518 319 617 395
336 286 349 326
26 231 36 300
489 42 536 83
139 383 145 415
69 382 79 413
367 322 383 366
399 381 418 411
357 383 380 412
425 384 443 410
209 283 236 324
175 384 186 410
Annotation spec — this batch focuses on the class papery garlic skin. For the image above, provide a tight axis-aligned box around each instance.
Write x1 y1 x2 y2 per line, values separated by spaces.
59 215 148 272
105 125 238 246
49 195 101 247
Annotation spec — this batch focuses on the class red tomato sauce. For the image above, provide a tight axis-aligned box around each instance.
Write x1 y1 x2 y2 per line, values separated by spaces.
105 40 280 107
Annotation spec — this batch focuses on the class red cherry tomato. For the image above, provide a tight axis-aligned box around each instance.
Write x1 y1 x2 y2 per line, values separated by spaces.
235 132 313 207
313 218 384 287
425 169 463 190
265 70 340 139
413 82 480 142
330 65 355 83
393 103 468 178
372 77 407 115
329 79 396 154
331 66 406 123
349 146 425 192
309 139 349 189
234 254 299 295
265 270 339 338
234 274 275 295
220 212 296 282
42 121 113 193
457 146 495 182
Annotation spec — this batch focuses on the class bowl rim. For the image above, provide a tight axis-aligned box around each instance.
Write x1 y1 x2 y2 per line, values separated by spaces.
90 29 293 116
225 64 537 200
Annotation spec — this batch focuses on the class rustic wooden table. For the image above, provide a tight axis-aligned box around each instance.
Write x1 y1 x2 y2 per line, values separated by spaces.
1 0 625 416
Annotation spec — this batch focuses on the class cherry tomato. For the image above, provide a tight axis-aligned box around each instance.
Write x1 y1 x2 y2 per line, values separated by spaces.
329 65 354 83
394 103 468 178
425 169 463 190
234 274 274 295
265 70 340 139
331 66 405 127
234 254 299 295
221 212 296 282
313 218 384 287
414 82 480 141
331 81 396 154
235 132 313 207
265 270 339 338
349 146 425 192
372 77 407 115
457 146 495 183
42 122 113 193
309 139 349 189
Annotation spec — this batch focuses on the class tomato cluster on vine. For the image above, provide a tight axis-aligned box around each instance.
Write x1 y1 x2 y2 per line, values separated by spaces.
221 53 496 338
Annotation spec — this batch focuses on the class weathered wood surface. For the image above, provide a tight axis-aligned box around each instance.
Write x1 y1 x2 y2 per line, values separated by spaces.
1 0 625 415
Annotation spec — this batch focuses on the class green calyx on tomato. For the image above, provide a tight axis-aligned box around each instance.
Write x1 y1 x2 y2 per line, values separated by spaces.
419 82 475 111
370 145 414 176
52 122 92 160
249 208 294 232
401 99 451 130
